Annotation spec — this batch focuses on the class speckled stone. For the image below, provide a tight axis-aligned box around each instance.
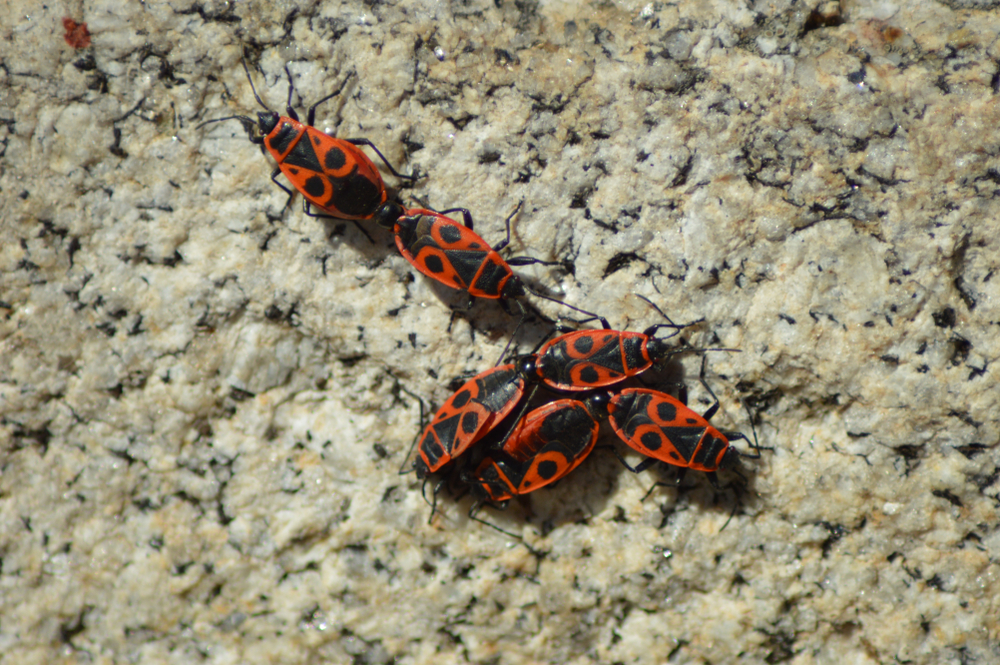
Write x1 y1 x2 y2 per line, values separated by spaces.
2 0 999 663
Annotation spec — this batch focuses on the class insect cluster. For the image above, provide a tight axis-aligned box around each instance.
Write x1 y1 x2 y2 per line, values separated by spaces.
199 59 759 531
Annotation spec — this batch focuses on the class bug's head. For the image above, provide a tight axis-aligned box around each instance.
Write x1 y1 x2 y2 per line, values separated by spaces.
512 353 539 379
501 276 526 300
256 110 280 136
373 202 406 230
413 456 431 479
646 333 685 366
718 445 741 471
583 390 614 420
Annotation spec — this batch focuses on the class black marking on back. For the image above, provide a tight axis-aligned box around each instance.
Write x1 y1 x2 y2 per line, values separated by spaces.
536 459 559 480
572 335 594 354
451 389 472 409
431 414 461 454
438 223 463 245
692 433 726 468
303 175 326 198
324 145 347 171
577 366 601 385
537 341 573 383
423 255 445 274
324 171 382 217
539 335 614 385
526 403 596 466
621 336 647 372
268 122 301 156
438 248 490 288
582 338 628 374
471 256 510 296
420 431 447 466
619 392 693 460
476 368 523 412
394 216 420 251
640 431 664 452
656 400 678 423
554 404 596 442
280 127 323 171
460 411 481 435
660 426 701 462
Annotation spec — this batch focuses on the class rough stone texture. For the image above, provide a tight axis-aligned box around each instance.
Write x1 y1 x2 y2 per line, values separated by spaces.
2 0 999 663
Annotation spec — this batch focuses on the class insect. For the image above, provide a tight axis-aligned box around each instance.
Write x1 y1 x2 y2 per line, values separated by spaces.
375 201 578 313
469 393 609 504
605 357 757 485
533 296 692 391
412 356 540 479
198 60 416 221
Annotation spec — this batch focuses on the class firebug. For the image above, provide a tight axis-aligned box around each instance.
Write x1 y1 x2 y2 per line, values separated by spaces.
605 356 758 486
412 355 540 479
533 295 693 391
198 60 416 221
469 392 609 504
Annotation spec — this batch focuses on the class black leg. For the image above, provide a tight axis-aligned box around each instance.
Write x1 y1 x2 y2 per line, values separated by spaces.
635 294 679 327
270 167 296 210
302 201 375 243
494 298 527 365
600 445 658 474
241 58 270 111
493 201 523 253
523 285 610 329
436 207 475 230
697 355 721 421
394 382 427 475
346 138 419 181
282 65 300 122
507 256 566 268
468 502 524 541
305 72 356 126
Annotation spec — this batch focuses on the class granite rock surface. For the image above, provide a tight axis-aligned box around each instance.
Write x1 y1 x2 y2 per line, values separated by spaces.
1 0 999 663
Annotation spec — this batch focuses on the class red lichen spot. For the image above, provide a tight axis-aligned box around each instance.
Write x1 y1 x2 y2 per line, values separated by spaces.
62 17 91 49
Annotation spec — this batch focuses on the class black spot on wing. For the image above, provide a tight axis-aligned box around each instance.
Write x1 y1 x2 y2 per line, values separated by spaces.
656 400 678 423
303 175 326 199
324 145 347 170
423 255 445 274
572 335 594 354
450 389 472 409
577 366 601 385
437 223 463 245
536 459 559 480
640 431 664 452
325 171 381 217
460 411 480 435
